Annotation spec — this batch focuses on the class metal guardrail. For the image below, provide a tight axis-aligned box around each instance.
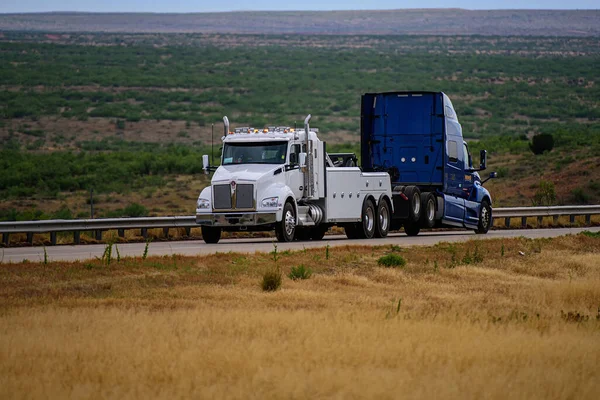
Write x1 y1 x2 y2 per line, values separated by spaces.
493 205 600 227
0 216 196 245
0 205 599 246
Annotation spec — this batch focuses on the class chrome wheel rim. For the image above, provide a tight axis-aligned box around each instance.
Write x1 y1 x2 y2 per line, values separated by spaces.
481 206 490 228
365 206 374 232
285 210 295 236
412 194 420 215
379 204 389 231
427 199 435 221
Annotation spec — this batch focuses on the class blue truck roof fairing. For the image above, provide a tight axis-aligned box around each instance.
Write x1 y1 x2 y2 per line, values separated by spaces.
360 91 461 187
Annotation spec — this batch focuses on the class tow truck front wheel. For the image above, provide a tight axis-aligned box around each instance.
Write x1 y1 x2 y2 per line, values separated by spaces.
201 226 222 244
276 202 296 242
475 200 492 234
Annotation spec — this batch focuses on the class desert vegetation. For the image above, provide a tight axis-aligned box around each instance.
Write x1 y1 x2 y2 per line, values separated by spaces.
0 32 599 217
1 234 599 398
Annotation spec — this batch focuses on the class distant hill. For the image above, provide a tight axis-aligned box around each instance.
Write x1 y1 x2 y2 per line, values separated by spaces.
0 9 599 36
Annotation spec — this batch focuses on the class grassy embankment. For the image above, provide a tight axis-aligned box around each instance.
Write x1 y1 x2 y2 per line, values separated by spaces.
1 233 599 398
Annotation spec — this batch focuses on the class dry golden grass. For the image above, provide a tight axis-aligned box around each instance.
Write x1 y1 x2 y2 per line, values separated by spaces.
1 235 600 399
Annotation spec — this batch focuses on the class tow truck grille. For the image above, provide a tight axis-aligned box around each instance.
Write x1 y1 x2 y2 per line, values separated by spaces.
235 184 254 209
213 183 254 210
213 184 232 210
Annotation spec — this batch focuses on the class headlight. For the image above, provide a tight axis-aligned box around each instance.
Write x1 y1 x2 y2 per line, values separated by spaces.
196 198 211 209
261 196 279 208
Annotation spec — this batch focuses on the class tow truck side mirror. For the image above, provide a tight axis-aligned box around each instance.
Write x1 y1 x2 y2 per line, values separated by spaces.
299 152 307 168
202 154 209 175
479 150 487 170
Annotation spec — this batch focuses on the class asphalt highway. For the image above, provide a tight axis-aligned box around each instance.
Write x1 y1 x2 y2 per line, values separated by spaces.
1 226 598 263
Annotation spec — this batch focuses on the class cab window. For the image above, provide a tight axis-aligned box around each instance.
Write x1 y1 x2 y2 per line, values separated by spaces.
448 140 458 163
463 143 472 170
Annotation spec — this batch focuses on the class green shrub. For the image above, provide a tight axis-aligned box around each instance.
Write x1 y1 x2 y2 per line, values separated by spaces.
52 205 73 219
571 187 590 204
529 133 554 155
261 269 282 291
122 203 148 217
581 231 600 238
532 180 556 206
377 254 406 268
288 264 312 280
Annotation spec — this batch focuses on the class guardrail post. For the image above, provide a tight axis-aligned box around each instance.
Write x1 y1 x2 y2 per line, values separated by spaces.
585 215 591 224
27 232 33 244
553 215 559 225
569 215 575 225
185 227 191 237
50 232 57 246
141 228 148 239
504 217 510 228
521 217 527 228
163 228 169 238
118 229 125 238
537 216 543 226
95 230 102 241
2 233 9 245
74 231 80 245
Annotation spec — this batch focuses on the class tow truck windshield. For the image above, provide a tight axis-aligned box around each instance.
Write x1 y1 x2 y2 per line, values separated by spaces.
222 141 288 165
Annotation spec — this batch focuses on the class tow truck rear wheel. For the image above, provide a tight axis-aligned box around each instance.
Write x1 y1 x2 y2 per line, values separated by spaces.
405 186 422 222
475 200 492 234
201 226 222 244
403 220 421 237
420 193 436 229
357 198 376 239
275 201 296 242
374 199 391 238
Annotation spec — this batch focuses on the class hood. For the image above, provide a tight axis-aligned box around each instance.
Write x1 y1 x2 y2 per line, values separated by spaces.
212 163 283 184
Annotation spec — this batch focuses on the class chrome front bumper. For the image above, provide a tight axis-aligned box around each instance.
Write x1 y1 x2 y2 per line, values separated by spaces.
196 212 277 227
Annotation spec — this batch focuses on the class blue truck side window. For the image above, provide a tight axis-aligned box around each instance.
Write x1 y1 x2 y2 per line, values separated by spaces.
448 140 458 163
463 143 472 170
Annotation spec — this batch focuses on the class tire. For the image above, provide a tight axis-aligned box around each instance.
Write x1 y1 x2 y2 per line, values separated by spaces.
475 200 492 234
357 198 376 239
420 193 436 229
404 220 421 236
344 223 359 239
310 225 328 241
374 199 391 238
201 226 221 244
405 186 422 222
275 201 296 242
294 227 311 241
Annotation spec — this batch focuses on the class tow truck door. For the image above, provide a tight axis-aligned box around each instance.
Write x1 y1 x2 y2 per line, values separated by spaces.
287 143 304 199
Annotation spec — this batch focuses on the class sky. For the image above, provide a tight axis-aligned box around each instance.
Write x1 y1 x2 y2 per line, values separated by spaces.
0 0 598 13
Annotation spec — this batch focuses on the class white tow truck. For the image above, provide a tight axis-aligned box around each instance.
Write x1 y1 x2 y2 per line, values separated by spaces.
196 115 393 244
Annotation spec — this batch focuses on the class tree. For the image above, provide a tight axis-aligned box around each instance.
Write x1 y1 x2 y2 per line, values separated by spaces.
529 133 554 155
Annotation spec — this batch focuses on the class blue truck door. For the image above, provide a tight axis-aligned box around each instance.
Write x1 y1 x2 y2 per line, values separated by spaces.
462 142 480 227
443 138 466 224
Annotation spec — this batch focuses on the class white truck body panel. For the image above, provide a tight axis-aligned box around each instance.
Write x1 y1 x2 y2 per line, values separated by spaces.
325 168 391 222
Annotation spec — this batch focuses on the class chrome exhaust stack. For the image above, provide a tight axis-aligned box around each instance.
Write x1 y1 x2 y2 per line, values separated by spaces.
223 116 230 137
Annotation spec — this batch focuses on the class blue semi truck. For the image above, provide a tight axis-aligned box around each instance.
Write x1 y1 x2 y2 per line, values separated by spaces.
359 91 497 236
